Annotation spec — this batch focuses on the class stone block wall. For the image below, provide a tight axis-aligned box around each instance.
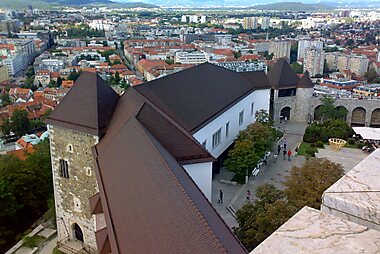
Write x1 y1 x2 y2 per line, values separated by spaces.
294 88 313 122
49 125 99 253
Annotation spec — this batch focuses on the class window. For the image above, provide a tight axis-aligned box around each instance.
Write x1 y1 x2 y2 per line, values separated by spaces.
85 167 92 177
239 110 244 126
59 159 69 178
202 140 207 148
67 144 73 153
225 122 230 137
212 129 222 149
251 102 255 116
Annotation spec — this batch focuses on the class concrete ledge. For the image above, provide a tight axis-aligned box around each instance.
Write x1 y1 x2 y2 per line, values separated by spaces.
5 225 44 254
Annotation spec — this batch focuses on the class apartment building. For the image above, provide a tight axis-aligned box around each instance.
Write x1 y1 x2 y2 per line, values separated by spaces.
297 39 324 61
303 47 325 76
269 40 291 60
175 51 207 64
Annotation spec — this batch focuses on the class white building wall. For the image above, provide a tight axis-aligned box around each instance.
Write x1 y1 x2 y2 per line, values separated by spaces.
183 162 213 201
192 89 270 159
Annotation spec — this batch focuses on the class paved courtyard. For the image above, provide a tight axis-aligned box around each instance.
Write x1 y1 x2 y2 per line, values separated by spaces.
316 146 368 173
211 121 307 228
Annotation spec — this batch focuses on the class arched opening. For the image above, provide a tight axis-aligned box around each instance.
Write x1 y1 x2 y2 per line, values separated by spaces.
280 106 291 121
370 108 380 128
351 107 366 127
73 223 84 242
335 106 348 121
314 105 323 121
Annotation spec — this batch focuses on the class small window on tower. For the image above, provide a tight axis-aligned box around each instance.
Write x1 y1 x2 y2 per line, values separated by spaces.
73 197 81 212
85 167 92 177
67 144 73 153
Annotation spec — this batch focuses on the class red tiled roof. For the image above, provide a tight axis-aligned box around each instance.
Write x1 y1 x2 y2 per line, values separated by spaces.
8 146 36 160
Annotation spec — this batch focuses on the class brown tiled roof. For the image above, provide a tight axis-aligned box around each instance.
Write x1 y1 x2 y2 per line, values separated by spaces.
136 102 213 164
267 58 299 89
93 116 247 254
46 72 119 137
135 63 271 132
298 71 314 88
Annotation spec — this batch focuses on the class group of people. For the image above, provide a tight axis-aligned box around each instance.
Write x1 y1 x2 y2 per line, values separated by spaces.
274 138 295 162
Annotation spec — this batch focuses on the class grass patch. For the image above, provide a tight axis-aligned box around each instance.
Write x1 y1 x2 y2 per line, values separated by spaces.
52 246 65 254
23 235 45 248
344 142 364 149
231 174 246 184
297 142 318 157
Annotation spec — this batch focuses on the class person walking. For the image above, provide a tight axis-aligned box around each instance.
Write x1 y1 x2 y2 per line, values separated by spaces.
283 138 287 151
283 149 286 160
295 146 299 157
277 143 281 155
218 189 223 203
284 116 288 124
287 149 292 161
273 153 278 163
246 190 251 202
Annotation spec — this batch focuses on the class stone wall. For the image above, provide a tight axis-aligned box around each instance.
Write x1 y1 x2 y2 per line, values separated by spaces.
294 88 313 122
272 89 296 122
311 98 380 127
49 125 99 253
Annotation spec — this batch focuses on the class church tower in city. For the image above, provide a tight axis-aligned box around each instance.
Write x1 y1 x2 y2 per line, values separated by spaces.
46 73 118 253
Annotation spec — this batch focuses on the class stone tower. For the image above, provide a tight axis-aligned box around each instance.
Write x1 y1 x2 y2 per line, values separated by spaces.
267 58 314 123
295 71 314 122
46 73 118 253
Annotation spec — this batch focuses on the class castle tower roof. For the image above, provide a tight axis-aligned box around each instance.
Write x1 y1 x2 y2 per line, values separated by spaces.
46 72 119 137
267 58 299 89
298 71 314 88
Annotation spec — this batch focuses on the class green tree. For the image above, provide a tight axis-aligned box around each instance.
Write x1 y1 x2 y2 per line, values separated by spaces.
235 158 344 251
1 109 31 139
364 69 378 83
25 67 34 78
120 80 130 90
284 158 344 209
0 94 11 107
265 52 274 60
0 141 52 250
48 80 57 88
115 72 121 84
25 76 34 86
290 62 303 74
225 123 276 178
314 96 347 122
233 51 242 59
67 70 81 81
224 140 260 178
56 77 63 86
235 184 296 251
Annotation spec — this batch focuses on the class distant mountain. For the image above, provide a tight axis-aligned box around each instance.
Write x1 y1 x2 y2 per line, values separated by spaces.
0 0 157 9
252 2 334 11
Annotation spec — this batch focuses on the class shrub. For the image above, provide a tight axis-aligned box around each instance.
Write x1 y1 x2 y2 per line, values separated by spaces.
347 138 355 145
23 235 45 248
357 143 364 149
303 120 354 144
316 141 324 148
305 147 316 157
310 142 316 147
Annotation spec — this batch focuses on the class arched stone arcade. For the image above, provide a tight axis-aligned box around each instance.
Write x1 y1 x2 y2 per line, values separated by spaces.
351 107 366 127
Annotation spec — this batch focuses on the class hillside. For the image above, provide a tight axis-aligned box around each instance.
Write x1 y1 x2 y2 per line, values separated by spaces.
252 2 334 11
